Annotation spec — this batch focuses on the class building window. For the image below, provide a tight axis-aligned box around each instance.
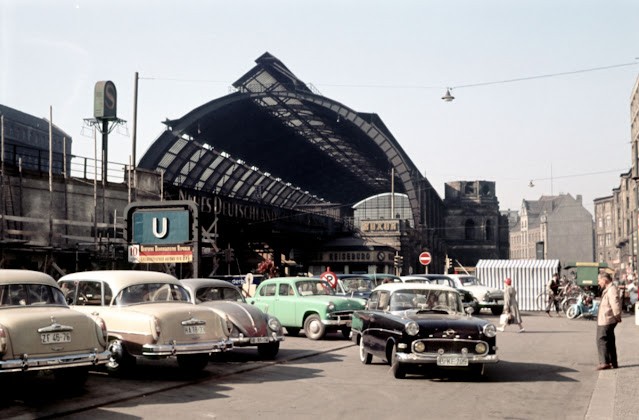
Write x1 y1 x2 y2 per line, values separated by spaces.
485 220 493 241
465 219 475 240
605 234 612 246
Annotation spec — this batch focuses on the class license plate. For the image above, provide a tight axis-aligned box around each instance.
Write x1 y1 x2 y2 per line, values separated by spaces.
497 300 503 304
184 325 205 335
41 332 71 344
250 337 270 344
436 356 469 366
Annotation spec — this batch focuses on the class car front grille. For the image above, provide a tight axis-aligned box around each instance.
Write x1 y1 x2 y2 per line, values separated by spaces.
327 310 353 320
412 338 489 355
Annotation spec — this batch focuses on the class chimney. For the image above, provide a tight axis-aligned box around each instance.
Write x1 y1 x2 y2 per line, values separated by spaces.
576 194 582 204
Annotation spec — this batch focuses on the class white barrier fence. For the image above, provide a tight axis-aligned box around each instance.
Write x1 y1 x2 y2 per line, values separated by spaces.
476 259 560 311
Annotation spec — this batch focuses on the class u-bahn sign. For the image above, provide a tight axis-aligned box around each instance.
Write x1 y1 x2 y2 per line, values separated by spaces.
124 201 200 273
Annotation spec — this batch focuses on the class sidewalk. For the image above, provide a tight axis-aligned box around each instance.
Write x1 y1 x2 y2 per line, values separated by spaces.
586 311 639 419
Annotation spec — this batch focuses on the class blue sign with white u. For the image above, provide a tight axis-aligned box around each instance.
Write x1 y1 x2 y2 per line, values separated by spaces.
132 210 190 244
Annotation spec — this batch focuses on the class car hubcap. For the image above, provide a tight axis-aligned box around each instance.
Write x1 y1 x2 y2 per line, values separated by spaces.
309 320 320 334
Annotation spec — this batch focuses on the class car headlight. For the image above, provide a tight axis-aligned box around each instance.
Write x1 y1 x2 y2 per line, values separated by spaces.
483 323 497 338
475 342 488 354
327 302 335 312
405 321 419 336
413 341 426 353
267 317 281 332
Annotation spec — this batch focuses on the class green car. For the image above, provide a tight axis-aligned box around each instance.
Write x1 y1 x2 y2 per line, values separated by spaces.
249 277 366 340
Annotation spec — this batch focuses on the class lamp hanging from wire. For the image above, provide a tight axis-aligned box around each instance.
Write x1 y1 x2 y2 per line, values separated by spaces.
441 88 455 102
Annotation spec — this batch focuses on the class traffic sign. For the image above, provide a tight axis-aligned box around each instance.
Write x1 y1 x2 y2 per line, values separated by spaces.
419 252 432 266
320 269 338 288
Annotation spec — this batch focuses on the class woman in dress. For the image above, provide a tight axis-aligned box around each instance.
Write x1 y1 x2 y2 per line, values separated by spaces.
498 277 525 332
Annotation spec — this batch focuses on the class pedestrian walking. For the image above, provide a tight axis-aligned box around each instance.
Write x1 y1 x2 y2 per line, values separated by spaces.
595 272 622 370
497 277 524 332
545 273 561 317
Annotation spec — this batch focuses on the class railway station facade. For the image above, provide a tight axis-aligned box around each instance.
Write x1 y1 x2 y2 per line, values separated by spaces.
0 52 498 278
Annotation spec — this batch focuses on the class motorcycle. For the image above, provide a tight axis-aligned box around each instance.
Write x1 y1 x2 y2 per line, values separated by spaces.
566 293 599 320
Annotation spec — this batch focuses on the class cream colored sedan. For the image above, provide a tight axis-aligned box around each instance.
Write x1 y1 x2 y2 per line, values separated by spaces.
0 269 110 388
58 270 233 374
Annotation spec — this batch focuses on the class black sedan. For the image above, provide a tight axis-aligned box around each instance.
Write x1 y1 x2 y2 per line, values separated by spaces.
351 283 498 379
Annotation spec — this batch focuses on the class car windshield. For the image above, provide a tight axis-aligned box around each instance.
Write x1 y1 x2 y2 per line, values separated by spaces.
114 283 190 305
460 277 481 286
403 278 430 283
389 289 462 313
340 277 373 293
0 284 67 307
295 280 334 296
195 286 244 303
369 275 400 287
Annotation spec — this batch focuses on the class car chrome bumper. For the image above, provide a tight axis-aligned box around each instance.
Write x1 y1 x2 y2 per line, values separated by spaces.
396 352 499 364
231 334 285 346
0 349 110 373
142 339 233 356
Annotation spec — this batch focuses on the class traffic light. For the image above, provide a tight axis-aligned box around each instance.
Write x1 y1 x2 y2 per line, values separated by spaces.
393 255 404 267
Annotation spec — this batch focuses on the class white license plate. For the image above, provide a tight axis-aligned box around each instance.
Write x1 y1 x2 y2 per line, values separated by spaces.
250 337 270 344
41 332 71 344
497 300 504 304
436 356 469 366
184 325 205 335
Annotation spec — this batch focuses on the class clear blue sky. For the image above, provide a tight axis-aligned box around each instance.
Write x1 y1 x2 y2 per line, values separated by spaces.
2 0 638 213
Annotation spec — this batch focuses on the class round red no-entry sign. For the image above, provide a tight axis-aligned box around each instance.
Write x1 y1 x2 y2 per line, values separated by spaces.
419 251 432 266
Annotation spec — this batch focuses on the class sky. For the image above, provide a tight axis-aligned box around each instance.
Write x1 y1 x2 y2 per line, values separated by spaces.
2 0 638 213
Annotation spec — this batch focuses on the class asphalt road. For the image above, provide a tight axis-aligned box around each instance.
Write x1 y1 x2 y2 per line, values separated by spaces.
2 312 637 419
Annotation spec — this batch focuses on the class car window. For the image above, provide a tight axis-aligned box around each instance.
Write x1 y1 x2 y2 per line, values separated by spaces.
78 281 103 305
0 284 66 307
114 283 190 305
460 277 480 286
196 286 244 302
278 283 295 296
295 280 333 296
341 277 372 293
389 289 462 313
259 283 276 297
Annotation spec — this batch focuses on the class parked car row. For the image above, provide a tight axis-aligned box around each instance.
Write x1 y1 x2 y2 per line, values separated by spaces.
1 269 499 387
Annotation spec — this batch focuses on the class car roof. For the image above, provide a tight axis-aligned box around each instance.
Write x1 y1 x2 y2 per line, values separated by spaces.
373 283 457 293
258 277 320 286
0 269 58 286
59 270 179 292
180 278 240 291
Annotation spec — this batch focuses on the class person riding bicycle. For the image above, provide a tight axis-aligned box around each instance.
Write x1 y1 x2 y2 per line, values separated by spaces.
545 273 561 317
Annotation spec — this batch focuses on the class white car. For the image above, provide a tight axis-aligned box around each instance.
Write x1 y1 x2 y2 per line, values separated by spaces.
59 270 233 374
446 274 504 315
401 274 504 315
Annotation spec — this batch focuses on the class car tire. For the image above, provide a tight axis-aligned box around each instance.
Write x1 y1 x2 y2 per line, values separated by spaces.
54 367 89 389
177 353 210 373
470 363 485 378
257 341 280 359
106 338 136 375
341 327 351 339
303 314 326 340
359 336 372 365
390 345 406 379
490 306 503 316
566 305 580 319
285 327 300 337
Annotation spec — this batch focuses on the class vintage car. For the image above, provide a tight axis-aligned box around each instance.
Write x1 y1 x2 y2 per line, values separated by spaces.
249 277 366 340
0 269 110 387
351 283 498 379
335 274 375 300
438 274 504 315
58 270 233 374
180 278 284 359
